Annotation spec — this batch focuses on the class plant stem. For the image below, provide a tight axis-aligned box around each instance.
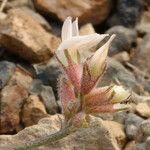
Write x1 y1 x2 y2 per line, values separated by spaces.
13 127 77 150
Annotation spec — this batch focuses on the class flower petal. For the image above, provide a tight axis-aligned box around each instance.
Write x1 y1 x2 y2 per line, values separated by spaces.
88 34 116 77
109 86 131 103
72 18 79 36
113 103 130 111
61 16 72 42
57 34 108 52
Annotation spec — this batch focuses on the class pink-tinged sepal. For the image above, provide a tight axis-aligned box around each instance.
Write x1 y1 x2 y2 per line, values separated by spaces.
81 61 106 94
58 76 76 113
64 50 82 91
86 105 115 113
84 86 113 107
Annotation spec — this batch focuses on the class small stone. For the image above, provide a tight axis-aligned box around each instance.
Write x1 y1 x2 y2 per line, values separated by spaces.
0 8 60 63
108 0 144 27
125 113 144 127
103 121 127 149
0 61 16 89
136 10 150 34
96 113 114 121
140 120 150 137
40 86 58 114
0 12 7 21
0 85 28 134
98 58 137 92
9 65 33 90
33 0 112 25
125 113 145 140
113 112 127 124
79 23 95 35
136 103 150 118
113 51 130 63
20 7 52 31
106 26 137 56
132 33 150 74
6 0 31 10
0 65 32 134
124 141 135 150
22 95 47 127
126 124 138 140
132 143 146 150
29 79 43 95
45 57 63 98
145 136 150 150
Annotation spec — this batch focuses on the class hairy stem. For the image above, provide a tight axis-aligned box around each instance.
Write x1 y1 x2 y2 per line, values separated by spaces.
13 127 77 150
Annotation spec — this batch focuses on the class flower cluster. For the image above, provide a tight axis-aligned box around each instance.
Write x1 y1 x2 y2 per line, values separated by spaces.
56 17 130 128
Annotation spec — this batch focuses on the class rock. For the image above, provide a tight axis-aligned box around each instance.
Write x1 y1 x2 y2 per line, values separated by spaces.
22 95 47 127
0 65 32 134
0 12 7 21
29 78 58 114
125 113 144 140
103 121 126 149
126 124 138 140
45 57 63 98
19 7 52 31
0 115 123 150
139 120 150 137
0 85 28 134
132 121 150 150
108 0 144 27
0 115 63 149
136 103 150 118
145 137 150 150
132 33 150 75
9 65 33 90
0 61 16 89
136 10 150 34
125 113 144 128
40 86 58 114
98 58 137 92
5 0 32 10
132 143 146 150
29 79 43 94
96 113 114 121
113 112 127 124
0 8 60 63
106 26 137 56
113 51 130 63
79 23 95 35
124 141 135 150
34 0 112 25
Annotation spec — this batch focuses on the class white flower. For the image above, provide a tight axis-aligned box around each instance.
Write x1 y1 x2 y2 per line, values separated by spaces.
88 34 116 77
110 85 131 103
55 16 108 66
113 103 130 111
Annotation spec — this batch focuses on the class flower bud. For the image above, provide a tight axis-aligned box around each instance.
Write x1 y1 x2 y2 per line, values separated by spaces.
88 35 116 78
109 85 131 103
